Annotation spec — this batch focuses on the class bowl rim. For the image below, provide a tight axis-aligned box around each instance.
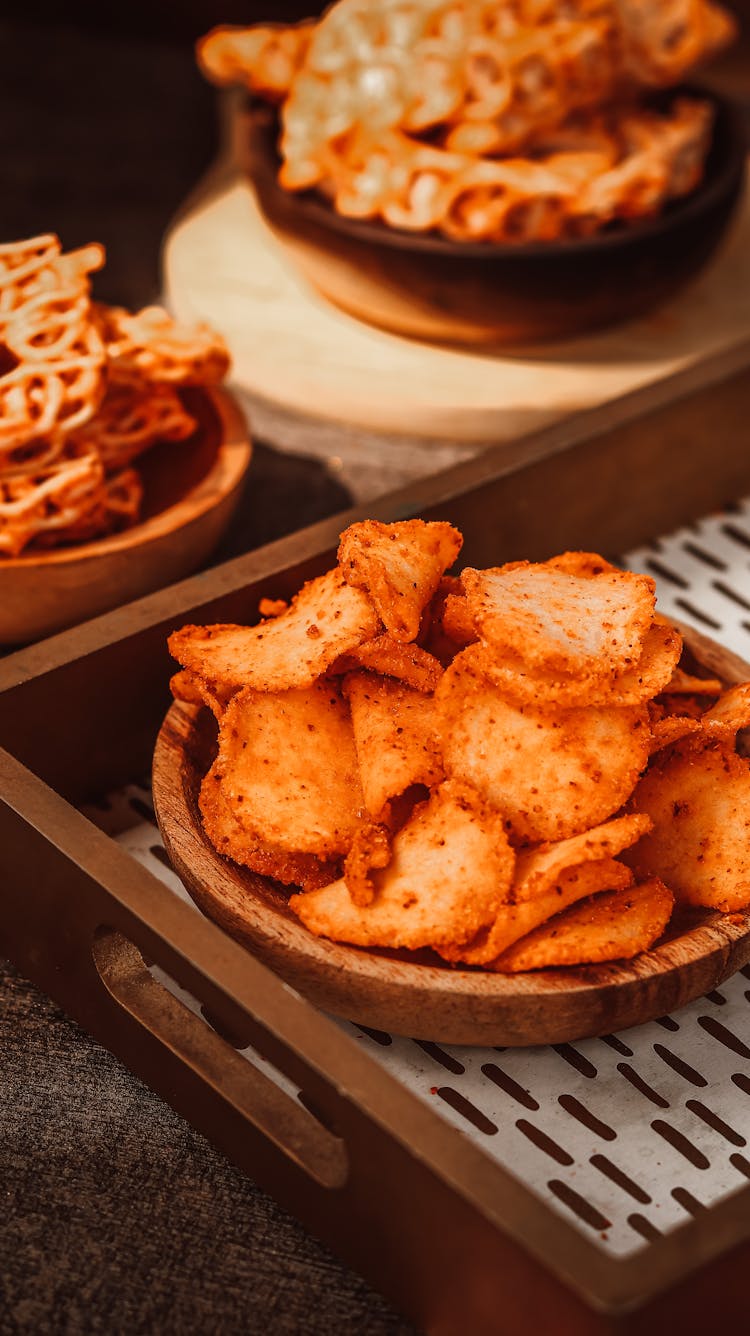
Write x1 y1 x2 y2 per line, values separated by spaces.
1 385 251 571
245 83 747 260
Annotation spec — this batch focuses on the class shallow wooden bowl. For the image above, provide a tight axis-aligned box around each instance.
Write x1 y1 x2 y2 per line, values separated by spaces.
153 622 750 1046
241 89 746 347
0 387 251 646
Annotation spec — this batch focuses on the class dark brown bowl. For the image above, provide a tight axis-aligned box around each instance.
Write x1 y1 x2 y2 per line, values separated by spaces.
239 89 746 347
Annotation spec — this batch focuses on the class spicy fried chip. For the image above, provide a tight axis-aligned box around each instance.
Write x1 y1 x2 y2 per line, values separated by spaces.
489 878 674 972
200 769 339 891
475 619 682 710
290 780 514 951
344 671 444 820
461 559 656 678
436 645 651 843
169 515 750 978
169 567 380 695
332 632 443 692
625 736 750 911
338 518 462 642
202 678 364 858
343 822 392 907
441 858 635 966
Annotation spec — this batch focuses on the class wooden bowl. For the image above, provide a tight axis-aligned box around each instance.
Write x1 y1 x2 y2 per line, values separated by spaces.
153 622 750 1047
0 387 251 647
240 89 747 347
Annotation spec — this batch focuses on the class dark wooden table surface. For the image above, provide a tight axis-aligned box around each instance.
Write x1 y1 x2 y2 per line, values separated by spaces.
0 17 415 1333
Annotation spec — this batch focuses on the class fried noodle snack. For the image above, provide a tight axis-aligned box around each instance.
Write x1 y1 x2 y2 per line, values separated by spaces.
169 521 750 973
198 0 732 241
0 234 229 556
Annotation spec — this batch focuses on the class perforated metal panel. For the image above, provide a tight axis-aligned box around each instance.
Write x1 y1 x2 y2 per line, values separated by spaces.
99 498 750 1259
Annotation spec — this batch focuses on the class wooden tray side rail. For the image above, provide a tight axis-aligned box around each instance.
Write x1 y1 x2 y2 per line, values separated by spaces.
3 743 750 1334
1 339 750 801
2 345 750 1331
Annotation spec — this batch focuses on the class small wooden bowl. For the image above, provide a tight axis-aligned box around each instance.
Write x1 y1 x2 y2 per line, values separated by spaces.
0 387 251 646
153 623 750 1047
241 89 747 346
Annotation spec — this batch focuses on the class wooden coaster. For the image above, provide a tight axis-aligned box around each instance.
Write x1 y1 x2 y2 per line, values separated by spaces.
163 164 750 451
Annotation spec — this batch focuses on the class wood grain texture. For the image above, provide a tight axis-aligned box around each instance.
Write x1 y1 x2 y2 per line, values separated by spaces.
241 95 745 346
153 624 750 1047
0 387 251 646
164 149 750 446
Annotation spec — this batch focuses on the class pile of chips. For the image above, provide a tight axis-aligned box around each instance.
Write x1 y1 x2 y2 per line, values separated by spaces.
168 519 750 973
198 0 734 241
0 234 230 557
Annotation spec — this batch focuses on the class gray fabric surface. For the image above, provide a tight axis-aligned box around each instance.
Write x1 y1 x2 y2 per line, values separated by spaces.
0 958 416 1335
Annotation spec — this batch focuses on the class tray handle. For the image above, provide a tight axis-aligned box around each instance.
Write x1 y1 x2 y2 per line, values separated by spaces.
92 925 348 1192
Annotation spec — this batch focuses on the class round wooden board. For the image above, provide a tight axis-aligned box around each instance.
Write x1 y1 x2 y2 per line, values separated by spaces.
152 623 750 1046
163 165 750 447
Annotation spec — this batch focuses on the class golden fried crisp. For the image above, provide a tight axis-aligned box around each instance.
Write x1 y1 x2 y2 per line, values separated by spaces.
436 645 651 843
662 666 723 696
511 813 653 901
343 822 392 907
701 682 750 738
625 737 750 912
441 858 635 966
344 671 444 820
649 714 702 753
333 632 443 692
200 773 338 891
337 518 462 642
461 558 656 677
202 679 365 858
489 877 674 972
475 620 682 710
168 567 380 695
169 669 228 720
290 780 514 951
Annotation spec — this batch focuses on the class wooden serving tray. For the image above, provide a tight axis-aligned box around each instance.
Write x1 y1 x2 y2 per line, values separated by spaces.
153 620 750 1047
3 354 750 1334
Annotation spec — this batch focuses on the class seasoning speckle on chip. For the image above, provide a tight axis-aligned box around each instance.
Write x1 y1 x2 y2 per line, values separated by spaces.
168 518 750 972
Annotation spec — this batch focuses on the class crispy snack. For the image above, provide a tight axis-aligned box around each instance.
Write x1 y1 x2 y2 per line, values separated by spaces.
202 679 365 858
198 22 314 100
71 371 196 471
169 518 750 975
343 822 392 907
490 877 674 971
441 858 636 965
323 98 713 241
338 518 462 642
662 666 723 696
169 568 380 695
95 304 230 386
476 619 682 710
625 734 750 911
1 234 228 556
344 671 444 820
201 768 339 891
332 632 443 692
436 644 651 843
461 558 656 678
0 235 105 454
198 0 729 240
0 444 105 556
290 780 515 951
170 670 228 721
